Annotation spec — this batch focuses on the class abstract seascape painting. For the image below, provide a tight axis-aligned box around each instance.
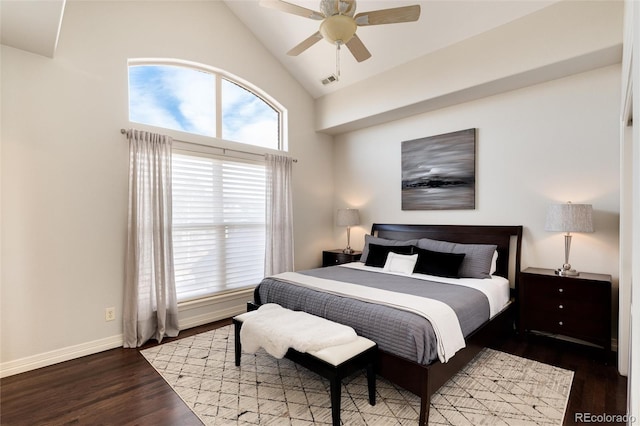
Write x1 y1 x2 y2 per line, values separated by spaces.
401 128 476 210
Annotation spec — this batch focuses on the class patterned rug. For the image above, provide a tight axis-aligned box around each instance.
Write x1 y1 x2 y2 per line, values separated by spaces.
141 326 573 425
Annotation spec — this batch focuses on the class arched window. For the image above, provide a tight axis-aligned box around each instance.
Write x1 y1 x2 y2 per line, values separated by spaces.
128 61 283 150
127 60 286 301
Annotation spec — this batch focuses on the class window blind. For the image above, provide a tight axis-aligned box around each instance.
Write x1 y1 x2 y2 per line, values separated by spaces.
172 152 266 302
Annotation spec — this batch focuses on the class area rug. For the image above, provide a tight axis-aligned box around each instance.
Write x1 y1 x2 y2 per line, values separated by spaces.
141 326 573 425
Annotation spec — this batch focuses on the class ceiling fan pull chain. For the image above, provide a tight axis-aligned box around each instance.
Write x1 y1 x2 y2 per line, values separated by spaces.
336 42 341 80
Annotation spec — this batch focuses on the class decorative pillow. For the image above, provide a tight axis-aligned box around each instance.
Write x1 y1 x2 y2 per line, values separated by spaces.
364 243 414 268
416 238 497 279
360 234 419 263
383 252 418 275
490 250 498 275
412 246 466 278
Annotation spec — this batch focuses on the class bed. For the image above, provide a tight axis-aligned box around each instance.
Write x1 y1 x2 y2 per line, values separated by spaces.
252 223 523 425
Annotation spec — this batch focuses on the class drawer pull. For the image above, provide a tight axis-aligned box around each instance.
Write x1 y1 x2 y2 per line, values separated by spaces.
558 321 563 326
558 288 564 293
559 305 563 309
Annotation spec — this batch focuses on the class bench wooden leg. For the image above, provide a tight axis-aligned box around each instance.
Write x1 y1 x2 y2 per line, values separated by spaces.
366 361 376 406
329 376 341 426
233 319 241 367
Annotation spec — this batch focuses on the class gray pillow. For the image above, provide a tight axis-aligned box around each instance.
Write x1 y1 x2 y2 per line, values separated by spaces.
416 238 497 279
360 234 419 263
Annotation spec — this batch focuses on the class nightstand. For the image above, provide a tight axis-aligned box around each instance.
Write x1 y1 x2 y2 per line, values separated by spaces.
322 249 362 267
519 267 611 359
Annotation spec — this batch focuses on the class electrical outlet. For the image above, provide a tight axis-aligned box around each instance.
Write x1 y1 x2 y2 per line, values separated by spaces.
105 307 116 322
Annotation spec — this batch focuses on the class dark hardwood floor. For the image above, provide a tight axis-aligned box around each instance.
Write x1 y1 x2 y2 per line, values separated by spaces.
1 319 627 425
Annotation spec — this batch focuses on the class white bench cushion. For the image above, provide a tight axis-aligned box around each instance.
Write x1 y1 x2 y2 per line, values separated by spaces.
308 336 376 366
234 311 255 323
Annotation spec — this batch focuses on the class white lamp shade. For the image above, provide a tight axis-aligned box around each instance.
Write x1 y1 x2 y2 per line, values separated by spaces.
336 209 360 227
545 203 594 233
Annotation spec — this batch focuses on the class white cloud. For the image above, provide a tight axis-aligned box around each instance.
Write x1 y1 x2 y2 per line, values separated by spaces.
163 67 216 137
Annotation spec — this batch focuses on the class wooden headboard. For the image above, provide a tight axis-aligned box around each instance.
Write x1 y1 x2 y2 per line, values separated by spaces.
371 224 523 287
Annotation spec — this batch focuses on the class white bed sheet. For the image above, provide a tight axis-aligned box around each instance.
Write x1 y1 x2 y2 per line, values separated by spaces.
340 262 510 319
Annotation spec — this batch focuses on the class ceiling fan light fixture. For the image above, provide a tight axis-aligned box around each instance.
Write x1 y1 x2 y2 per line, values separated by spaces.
319 14 357 44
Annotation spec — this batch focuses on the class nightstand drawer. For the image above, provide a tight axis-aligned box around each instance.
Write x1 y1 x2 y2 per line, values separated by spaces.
523 276 608 302
524 287 608 318
524 308 608 341
525 298 604 316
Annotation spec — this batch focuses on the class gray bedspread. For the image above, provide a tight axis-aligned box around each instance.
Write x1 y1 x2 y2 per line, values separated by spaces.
254 265 490 365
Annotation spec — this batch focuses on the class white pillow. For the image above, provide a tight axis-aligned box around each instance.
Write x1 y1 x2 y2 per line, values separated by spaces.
490 250 498 275
383 252 418 275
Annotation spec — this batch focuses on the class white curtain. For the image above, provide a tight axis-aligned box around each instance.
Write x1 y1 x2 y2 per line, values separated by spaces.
265 154 294 276
123 129 179 348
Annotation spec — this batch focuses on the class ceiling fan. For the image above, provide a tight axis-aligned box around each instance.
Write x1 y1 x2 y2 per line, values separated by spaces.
260 0 421 63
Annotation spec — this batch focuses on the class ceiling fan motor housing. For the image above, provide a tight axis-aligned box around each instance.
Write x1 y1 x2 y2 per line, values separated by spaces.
320 14 357 44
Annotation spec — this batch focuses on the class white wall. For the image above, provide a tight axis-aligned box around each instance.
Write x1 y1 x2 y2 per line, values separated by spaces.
0 1 334 375
332 65 621 334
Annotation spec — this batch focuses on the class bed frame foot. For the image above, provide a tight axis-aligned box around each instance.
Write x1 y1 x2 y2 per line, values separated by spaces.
419 370 430 425
419 395 430 425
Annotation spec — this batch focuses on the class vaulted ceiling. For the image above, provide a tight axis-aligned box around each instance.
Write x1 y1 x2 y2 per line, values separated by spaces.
224 0 558 98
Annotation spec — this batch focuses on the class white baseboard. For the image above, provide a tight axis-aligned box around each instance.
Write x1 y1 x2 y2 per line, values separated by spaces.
177 287 252 329
0 288 252 378
0 334 123 378
178 304 246 329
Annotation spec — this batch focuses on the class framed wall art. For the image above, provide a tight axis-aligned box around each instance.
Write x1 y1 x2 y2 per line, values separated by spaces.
401 128 476 210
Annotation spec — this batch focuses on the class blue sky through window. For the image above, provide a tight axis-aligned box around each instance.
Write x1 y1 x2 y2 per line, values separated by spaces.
221 79 279 149
129 64 281 150
129 65 216 136
129 65 216 137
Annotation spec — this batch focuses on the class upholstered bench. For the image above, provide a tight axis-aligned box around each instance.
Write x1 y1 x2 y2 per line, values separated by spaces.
233 310 377 426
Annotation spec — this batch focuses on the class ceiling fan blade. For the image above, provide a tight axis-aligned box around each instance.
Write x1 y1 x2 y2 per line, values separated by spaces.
346 34 372 62
259 0 325 20
287 31 324 56
354 5 420 26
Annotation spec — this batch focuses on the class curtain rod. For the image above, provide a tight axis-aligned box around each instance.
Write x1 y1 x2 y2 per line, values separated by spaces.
120 128 297 162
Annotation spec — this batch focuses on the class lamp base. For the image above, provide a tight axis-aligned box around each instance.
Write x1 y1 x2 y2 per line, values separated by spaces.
343 247 355 254
555 268 580 277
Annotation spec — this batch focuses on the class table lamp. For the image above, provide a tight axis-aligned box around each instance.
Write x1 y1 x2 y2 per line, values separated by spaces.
336 209 360 254
544 201 593 276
